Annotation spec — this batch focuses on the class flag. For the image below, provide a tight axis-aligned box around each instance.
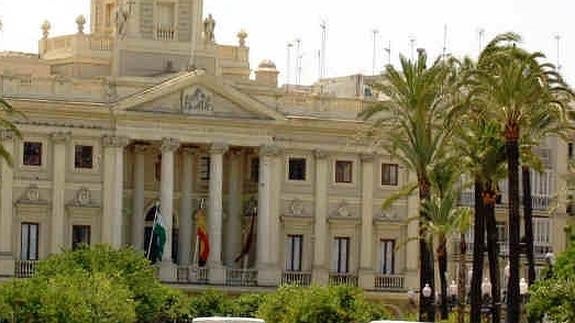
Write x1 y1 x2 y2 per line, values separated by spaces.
235 209 256 263
149 206 166 263
195 207 209 267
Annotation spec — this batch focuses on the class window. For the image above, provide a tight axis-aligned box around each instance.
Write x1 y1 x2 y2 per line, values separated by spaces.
382 163 398 186
285 235 303 272
335 160 353 183
72 225 91 250
288 158 306 181
533 217 551 257
569 142 574 160
23 142 42 166
157 2 175 26
250 157 259 183
104 3 115 28
200 156 210 181
74 145 94 169
20 223 39 260
379 239 395 274
331 237 350 273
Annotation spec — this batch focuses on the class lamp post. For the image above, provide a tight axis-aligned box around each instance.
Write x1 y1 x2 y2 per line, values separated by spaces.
503 262 510 302
520 277 529 322
448 280 458 311
544 252 555 279
422 283 433 321
480 277 493 322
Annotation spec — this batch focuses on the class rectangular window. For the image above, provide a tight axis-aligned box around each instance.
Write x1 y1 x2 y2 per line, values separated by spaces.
382 163 398 186
285 234 303 271
23 142 42 166
74 145 94 169
105 3 115 27
331 237 350 273
250 157 259 183
335 160 353 183
72 225 91 250
288 158 306 181
157 2 175 26
379 239 395 274
569 142 574 160
200 156 210 181
20 223 39 260
533 217 551 257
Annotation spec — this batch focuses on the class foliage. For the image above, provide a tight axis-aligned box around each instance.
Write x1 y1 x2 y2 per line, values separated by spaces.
528 240 575 322
0 245 190 323
230 293 267 318
0 97 22 166
188 289 234 318
257 285 389 323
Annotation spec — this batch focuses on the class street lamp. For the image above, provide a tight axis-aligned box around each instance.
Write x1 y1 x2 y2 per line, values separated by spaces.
480 277 493 322
544 252 555 279
422 283 432 298
519 278 529 296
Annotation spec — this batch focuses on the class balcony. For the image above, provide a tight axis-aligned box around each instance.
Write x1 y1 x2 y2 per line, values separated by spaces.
328 272 358 287
374 274 405 291
225 268 257 287
281 271 312 286
15 260 38 278
156 24 175 41
534 245 553 258
176 266 208 284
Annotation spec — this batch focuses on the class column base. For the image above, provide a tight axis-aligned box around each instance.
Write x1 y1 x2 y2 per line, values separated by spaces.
208 264 226 285
158 261 177 282
0 255 14 277
311 266 329 286
257 264 281 287
358 269 375 290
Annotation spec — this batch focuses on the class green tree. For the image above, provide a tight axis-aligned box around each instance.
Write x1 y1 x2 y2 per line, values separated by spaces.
0 97 21 165
188 289 234 318
361 49 451 322
230 293 267 318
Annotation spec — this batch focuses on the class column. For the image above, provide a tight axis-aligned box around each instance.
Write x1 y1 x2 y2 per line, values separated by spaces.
359 153 375 289
312 150 329 284
160 138 180 263
256 144 282 286
0 130 14 276
208 143 228 284
102 135 129 247
131 144 147 250
178 147 195 265
225 149 243 266
50 132 69 254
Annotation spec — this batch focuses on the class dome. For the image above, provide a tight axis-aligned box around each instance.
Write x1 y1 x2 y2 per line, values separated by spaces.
258 59 276 69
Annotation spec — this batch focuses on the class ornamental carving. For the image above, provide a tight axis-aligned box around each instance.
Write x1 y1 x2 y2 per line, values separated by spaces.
181 88 213 114
259 144 281 157
288 198 304 216
102 135 129 148
209 143 229 155
24 185 40 202
336 200 352 217
75 187 91 206
160 138 180 153
0 130 15 141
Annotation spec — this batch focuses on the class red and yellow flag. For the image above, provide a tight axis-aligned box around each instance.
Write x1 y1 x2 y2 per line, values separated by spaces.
195 208 209 266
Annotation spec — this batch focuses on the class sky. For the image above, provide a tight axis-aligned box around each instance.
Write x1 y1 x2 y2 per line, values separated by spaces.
0 0 573 85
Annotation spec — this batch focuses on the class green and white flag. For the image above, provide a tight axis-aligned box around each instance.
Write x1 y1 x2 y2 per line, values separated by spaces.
149 206 167 263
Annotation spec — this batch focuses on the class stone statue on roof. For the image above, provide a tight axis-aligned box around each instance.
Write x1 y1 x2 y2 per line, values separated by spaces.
203 14 216 44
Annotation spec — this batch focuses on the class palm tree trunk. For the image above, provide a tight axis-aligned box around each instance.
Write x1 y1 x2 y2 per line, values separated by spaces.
438 235 449 320
470 179 486 323
506 129 521 323
419 176 436 322
458 233 467 323
484 188 501 323
521 166 536 323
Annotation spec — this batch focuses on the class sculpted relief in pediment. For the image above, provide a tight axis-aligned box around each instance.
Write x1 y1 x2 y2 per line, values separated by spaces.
181 88 213 114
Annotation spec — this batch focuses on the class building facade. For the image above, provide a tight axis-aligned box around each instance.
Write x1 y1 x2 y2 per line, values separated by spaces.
0 0 572 312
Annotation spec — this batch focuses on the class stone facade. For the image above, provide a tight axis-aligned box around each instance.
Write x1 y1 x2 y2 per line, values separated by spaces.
0 0 571 312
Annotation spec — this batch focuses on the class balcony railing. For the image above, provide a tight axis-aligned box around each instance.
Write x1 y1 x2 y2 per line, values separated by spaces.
458 191 475 206
176 266 208 284
281 271 312 286
15 260 38 278
225 268 257 287
374 274 405 290
534 245 552 258
156 24 175 41
328 272 358 287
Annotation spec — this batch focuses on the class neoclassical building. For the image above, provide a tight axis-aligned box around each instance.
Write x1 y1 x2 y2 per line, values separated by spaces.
0 0 572 310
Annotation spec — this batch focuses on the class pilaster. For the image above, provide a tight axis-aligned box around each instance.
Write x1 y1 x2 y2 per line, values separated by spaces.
0 130 14 275
405 169 420 290
312 149 329 285
102 135 129 247
131 144 148 250
208 142 228 284
359 153 375 289
225 149 243 266
50 132 70 254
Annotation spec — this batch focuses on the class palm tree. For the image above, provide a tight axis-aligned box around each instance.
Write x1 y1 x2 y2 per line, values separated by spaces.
467 32 572 323
0 97 20 164
360 49 451 322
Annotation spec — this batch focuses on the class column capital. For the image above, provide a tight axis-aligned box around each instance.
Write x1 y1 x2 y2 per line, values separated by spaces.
209 142 229 155
0 129 15 141
50 132 71 143
360 153 376 162
102 135 129 148
160 137 180 153
259 144 281 157
314 149 329 160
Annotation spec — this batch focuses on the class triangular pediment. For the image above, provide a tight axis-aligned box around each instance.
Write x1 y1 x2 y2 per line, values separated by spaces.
114 72 286 121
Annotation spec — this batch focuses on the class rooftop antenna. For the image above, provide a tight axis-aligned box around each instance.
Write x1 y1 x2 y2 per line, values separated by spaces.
286 42 293 91
372 29 379 75
478 28 485 55
319 19 327 80
554 34 562 71
442 24 448 59
384 40 391 66
409 35 416 61
295 38 302 85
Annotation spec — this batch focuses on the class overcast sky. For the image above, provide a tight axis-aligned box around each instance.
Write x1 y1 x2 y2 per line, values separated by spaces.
0 0 572 85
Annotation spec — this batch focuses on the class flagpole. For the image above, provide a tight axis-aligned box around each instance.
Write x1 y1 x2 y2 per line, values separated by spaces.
146 201 160 259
